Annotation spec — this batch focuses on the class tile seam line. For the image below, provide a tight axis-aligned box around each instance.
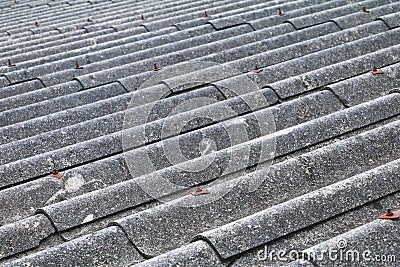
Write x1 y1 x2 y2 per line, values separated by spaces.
109 221 153 260
72 77 86 90
207 22 254 31
192 234 225 260
263 85 283 103
141 25 151 32
327 19 344 30
375 18 393 30
282 20 298 31
33 210 67 240
245 22 256 31
35 77 47 88
172 24 181 31
322 86 349 108
115 80 129 93
285 20 344 31
1 74 11 85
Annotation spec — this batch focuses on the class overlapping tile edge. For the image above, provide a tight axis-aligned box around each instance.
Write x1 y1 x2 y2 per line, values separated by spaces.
0 0 399 266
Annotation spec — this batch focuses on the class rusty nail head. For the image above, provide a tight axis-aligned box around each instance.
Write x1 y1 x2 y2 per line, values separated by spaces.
141 14 145 20
278 8 285 16
188 184 210 196
87 18 92 22
49 169 64 179
153 63 161 71
204 11 209 17
7 59 15 67
252 66 263 73
35 21 40 27
371 66 384 74
378 209 400 219
75 60 83 69
362 6 370 13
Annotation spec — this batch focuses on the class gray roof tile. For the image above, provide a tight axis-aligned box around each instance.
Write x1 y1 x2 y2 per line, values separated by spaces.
132 241 228 267
13 30 60 40
284 260 315 267
0 129 123 188
271 42 400 99
378 11 400 29
328 62 400 106
230 190 400 266
332 2 400 29
0 177 62 225
0 83 130 145
0 79 43 99
0 82 125 127
250 0 350 30
2 0 400 264
226 20 387 74
174 18 211 30
35 24 253 87
1 25 185 71
6 226 144 266
0 29 95 55
208 0 335 30
169 22 340 84
0 214 55 260
36 91 339 233
77 18 379 91
0 77 10 88
114 94 400 256
110 0 242 32
0 80 83 114
0 86 222 166
196 156 400 258
255 27 400 90
56 201 161 242
297 219 400 266
285 0 392 30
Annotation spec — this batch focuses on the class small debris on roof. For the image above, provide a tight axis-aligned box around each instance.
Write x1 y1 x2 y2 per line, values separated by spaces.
7 58 15 67
362 6 370 13
252 66 263 73
49 170 64 179
74 60 84 69
378 209 400 219
278 8 285 16
188 185 210 196
371 65 384 74
153 63 161 71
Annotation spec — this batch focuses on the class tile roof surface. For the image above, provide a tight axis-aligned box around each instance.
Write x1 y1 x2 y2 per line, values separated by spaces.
0 0 399 266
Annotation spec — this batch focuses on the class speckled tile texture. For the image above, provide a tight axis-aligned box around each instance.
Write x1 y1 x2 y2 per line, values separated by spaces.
1 0 400 266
